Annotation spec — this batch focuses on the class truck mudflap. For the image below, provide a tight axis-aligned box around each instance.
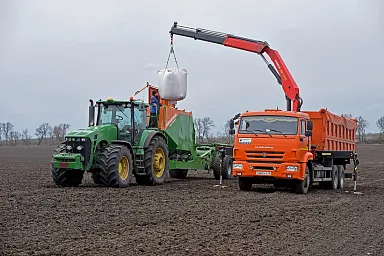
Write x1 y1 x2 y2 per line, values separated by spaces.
53 153 84 170
232 161 305 180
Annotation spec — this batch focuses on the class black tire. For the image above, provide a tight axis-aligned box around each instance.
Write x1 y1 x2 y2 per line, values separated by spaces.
142 136 169 186
212 155 221 180
330 165 338 190
239 177 252 191
51 144 84 187
337 165 345 190
222 155 233 180
99 145 133 188
91 172 102 185
295 166 310 194
169 169 188 179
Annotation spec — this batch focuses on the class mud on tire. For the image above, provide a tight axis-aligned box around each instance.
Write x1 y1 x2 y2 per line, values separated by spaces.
99 145 133 188
51 144 84 187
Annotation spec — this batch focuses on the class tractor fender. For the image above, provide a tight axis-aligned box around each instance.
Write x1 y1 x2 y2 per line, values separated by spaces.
144 131 167 148
111 140 134 156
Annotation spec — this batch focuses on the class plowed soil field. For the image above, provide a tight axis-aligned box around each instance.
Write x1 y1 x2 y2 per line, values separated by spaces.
1 144 384 255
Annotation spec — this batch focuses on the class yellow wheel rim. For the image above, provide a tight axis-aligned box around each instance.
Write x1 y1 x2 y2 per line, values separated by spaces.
118 156 129 180
153 148 165 178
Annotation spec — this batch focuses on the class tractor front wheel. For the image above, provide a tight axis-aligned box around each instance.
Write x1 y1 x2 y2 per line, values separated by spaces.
51 145 84 187
143 136 169 185
99 145 133 188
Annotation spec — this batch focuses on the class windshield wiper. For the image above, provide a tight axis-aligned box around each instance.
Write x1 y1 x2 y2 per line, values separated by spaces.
269 129 287 137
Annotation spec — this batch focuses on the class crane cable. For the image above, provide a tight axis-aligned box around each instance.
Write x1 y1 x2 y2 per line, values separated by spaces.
165 35 179 69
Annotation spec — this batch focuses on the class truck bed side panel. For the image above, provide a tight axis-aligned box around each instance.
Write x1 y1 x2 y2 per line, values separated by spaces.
304 109 357 152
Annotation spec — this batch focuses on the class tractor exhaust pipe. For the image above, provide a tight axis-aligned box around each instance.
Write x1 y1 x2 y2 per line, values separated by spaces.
89 99 95 127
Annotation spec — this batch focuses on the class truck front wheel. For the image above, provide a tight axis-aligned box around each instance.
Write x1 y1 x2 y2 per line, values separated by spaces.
99 145 133 188
295 166 310 194
239 177 252 191
51 145 84 187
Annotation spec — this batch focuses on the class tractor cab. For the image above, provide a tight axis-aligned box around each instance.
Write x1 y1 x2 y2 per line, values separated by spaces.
89 97 150 144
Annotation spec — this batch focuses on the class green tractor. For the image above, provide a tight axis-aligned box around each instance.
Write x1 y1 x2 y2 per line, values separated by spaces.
51 94 233 188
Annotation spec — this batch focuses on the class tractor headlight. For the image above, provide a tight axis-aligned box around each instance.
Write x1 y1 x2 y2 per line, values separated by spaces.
233 163 243 169
81 138 86 142
286 166 298 171
76 146 83 151
66 145 72 150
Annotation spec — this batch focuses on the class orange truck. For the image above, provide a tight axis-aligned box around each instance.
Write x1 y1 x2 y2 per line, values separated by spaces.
169 22 360 194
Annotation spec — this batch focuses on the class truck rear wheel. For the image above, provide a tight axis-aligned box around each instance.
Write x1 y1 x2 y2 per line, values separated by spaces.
295 166 310 194
330 165 339 190
169 169 188 179
143 136 169 185
337 165 344 190
239 177 252 191
51 145 84 187
99 145 133 188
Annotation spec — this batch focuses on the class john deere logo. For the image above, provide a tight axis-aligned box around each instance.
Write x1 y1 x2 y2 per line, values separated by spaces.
262 152 267 157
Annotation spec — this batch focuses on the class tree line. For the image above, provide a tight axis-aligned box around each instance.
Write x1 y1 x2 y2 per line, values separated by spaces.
0 122 70 146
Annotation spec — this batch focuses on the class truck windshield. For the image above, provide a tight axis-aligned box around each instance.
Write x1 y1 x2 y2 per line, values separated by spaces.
238 115 298 135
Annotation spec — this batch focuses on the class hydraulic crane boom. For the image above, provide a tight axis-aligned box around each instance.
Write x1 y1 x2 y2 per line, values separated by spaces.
169 22 303 112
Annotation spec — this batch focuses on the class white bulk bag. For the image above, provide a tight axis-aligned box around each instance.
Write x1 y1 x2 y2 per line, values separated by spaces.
157 68 187 101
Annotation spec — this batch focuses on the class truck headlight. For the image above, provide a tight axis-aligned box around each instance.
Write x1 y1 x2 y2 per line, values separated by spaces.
233 163 243 169
286 166 298 171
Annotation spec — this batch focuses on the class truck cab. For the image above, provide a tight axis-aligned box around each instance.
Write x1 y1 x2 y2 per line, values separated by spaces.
229 109 314 192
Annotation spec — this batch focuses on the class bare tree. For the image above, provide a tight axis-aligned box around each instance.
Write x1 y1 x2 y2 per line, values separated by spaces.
356 116 369 143
377 116 384 133
22 129 32 145
201 117 215 143
2 122 14 145
9 131 21 146
194 118 204 143
35 123 52 145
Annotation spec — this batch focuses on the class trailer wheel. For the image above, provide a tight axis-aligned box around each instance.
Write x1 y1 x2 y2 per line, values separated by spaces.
295 166 310 194
51 145 84 187
143 136 169 185
99 145 133 188
239 177 252 191
337 165 345 190
212 155 232 180
169 169 188 179
330 165 339 190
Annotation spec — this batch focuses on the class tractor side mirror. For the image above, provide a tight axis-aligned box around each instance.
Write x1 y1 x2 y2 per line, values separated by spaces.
229 119 234 129
89 99 95 126
138 103 146 111
307 120 313 131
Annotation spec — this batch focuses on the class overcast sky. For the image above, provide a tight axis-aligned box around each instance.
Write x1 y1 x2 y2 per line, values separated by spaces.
1 0 383 135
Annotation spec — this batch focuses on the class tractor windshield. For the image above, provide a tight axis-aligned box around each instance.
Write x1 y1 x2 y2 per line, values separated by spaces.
238 115 298 135
99 104 132 129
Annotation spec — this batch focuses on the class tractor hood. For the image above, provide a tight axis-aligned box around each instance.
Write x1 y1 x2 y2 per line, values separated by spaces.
66 124 118 141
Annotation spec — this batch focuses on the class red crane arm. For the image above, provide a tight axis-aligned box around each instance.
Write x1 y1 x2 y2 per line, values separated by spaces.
169 22 303 112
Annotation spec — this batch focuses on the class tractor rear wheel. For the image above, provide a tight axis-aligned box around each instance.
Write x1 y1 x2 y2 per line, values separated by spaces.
99 145 133 188
143 136 169 185
169 169 188 179
51 145 84 187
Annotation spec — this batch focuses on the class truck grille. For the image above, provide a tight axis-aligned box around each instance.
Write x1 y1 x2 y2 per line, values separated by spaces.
245 150 284 164
65 137 92 165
